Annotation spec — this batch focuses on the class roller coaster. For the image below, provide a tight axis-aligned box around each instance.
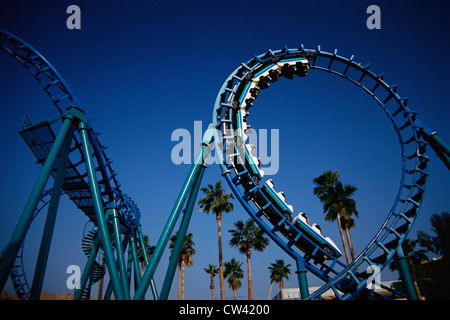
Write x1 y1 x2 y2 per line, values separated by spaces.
0 29 449 300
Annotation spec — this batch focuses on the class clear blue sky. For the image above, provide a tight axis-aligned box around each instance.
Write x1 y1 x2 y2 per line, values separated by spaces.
0 0 449 300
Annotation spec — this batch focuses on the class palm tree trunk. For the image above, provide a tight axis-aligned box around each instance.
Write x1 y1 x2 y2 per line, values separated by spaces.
210 274 215 300
181 260 185 300
268 282 273 300
337 212 351 265
216 213 225 300
233 279 237 300
177 262 181 300
141 260 145 277
279 280 284 300
413 279 423 300
344 225 357 261
246 249 253 300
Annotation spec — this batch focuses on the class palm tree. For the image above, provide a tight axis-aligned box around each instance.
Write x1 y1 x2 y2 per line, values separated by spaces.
198 180 234 300
224 258 244 300
341 215 357 261
203 264 219 300
268 259 291 300
389 238 428 299
169 232 196 300
137 234 155 276
229 219 269 299
313 170 358 265
417 212 450 284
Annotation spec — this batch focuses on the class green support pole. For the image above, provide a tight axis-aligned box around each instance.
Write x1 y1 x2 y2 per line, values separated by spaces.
106 236 130 300
129 234 141 289
126 246 133 292
108 207 130 300
296 258 309 299
0 112 75 291
396 246 418 300
159 161 207 299
133 132 213 300
416 120 450 170
30 122 76 299
137 225 158 300
426 132 450 170
104 279 113 300
74 232 101 300
78 121 126 300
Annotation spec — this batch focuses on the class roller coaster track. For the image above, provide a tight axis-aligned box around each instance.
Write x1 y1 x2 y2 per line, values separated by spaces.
212 46 434 299
0 28 141 299
8 190 53 300
0 29 140 228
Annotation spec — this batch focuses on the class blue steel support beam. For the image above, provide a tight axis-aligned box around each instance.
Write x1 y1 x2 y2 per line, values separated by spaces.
296 258 309 300
126 245 133 291
108 207 130 300
78 120 126 300
30 121 76 299
415 119 450 170
427 133 450 170
137 225 159 300
129 233 142 290
423 134 450 170
0 110 76 292
159 155 208 299
103 277 113 300
396 246 418 300
133 126 214 300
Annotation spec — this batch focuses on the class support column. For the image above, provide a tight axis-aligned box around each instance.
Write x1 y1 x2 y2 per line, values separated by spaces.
137 225 158 300
159 161 206 299
108 207 130 300
78 120 126 300
0 112 75 291
129 234 141 289
426 132 450 170
416 119 450 170
296 258 309 299
396 246 418 300
133 134 213 300
30 122 76 299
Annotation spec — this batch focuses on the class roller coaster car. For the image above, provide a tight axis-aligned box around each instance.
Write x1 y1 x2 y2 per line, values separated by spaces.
252 179 294 227
243 144 264 185
229 110 264 187
228 140 264 189
252 179 342 261
281 63 296 79
295 60 310 77
290 212 342 259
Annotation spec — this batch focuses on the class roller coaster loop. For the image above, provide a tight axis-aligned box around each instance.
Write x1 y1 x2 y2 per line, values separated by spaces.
210 45 450 300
